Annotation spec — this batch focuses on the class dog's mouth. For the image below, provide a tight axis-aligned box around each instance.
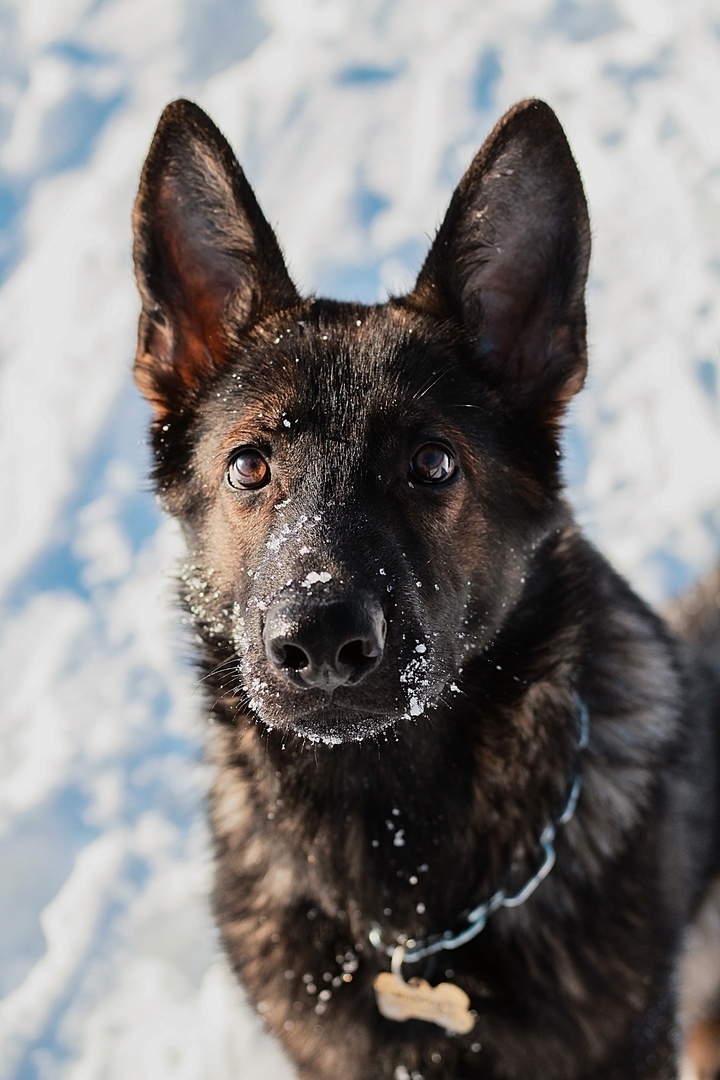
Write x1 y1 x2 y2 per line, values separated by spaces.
230 582 450 742
265 705 400 745
239 647 447 744
242 675 441 744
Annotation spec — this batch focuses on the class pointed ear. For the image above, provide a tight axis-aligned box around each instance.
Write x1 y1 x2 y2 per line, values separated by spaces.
407 100 591 418
132 99 299 417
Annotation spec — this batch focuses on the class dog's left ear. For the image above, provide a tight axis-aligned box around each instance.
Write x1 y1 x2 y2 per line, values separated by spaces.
132 99 299 417
407 100 590 419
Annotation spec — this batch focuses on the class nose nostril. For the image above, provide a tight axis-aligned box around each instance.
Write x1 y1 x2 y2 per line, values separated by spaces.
337 637 383 684
278 643 309 672
337 639 370 669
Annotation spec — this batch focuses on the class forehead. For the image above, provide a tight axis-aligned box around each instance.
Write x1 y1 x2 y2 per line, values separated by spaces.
211 302 466 436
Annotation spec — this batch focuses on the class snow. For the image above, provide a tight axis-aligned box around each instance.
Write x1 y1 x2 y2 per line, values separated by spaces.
1 0 720 1076
300 571 332 588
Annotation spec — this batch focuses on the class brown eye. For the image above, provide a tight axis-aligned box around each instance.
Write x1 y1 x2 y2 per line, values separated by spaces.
227 447 270 490
410 443 456 484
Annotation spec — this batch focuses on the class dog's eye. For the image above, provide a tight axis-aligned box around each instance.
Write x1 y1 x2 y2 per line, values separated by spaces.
410 443 456 484
227 447 270 490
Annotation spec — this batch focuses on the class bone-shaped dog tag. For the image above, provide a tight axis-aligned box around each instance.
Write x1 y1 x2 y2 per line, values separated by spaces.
373 949 476 1035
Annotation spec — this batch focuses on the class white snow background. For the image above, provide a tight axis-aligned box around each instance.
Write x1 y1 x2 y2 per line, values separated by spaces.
1 0 720 1077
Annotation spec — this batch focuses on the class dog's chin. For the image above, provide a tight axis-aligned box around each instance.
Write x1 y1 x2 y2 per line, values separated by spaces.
257 706 400 746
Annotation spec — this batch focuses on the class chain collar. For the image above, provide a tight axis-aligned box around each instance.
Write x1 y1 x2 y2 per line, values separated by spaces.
369 693 590 967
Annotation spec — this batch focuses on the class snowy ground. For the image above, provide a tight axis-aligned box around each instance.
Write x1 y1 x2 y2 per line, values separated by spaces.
1 1 720 1077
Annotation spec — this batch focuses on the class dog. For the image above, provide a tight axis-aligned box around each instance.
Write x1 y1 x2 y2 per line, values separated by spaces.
132 98 720 1079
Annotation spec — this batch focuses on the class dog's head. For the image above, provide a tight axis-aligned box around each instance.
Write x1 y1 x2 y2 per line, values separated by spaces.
132 99 590 744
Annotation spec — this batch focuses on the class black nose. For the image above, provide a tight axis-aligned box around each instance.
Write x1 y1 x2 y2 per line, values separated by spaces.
263 593 386 692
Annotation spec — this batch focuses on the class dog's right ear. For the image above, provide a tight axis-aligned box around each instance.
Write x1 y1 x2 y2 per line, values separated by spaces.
132 100 299 417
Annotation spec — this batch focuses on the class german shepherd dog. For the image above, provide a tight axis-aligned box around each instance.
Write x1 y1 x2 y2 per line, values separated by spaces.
132 99 720 1079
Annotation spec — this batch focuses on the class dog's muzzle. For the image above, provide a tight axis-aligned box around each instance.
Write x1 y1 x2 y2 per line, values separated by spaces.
262 591 387 693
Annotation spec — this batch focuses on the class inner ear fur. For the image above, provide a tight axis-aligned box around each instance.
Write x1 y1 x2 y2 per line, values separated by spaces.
132 99 299 417
407 99 591 418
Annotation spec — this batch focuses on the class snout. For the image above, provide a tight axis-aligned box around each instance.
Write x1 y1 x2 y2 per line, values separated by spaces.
262 591 387 693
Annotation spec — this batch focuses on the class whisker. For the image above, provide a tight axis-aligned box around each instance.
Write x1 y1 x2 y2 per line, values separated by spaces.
208 676 247 712
486 638 520 658
195 654 240 690
412 363 455 401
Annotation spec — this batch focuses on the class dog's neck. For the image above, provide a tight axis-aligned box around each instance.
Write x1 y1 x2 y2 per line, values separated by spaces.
214 661 587 957
368 692 590 968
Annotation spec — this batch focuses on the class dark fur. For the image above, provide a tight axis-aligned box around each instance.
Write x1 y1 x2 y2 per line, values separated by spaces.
133 99 720 1079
